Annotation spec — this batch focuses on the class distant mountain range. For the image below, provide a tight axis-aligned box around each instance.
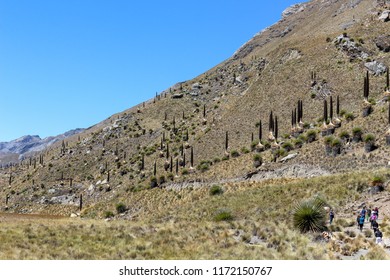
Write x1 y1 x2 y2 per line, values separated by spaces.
0 129 84 163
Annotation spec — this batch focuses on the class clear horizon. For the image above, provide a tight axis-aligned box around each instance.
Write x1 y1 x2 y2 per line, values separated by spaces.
0 0 302 142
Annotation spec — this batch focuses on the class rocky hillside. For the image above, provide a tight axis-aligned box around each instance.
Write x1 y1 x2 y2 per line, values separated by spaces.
0 0 389 217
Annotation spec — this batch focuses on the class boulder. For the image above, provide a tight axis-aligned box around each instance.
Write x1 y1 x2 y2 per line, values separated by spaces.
365 61 387 76
280 153 298 163
172 93 183 99
282 3 305 19
375 35 390 52
191 83 201 90
378 10 390 22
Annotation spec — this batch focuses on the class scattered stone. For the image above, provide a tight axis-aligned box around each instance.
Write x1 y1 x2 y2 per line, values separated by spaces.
375 35 390 52
282 3 305 19
365 61 387 76
280 153 298 163
172 93 183 99
334 34 369 61
70 213 78 218
249 236 265 245
189 92 199 97
378 10 390 22
192 83 201 90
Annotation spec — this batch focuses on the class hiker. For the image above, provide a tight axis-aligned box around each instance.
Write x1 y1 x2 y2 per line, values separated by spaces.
371 219 379 232
374 228 383 245
329 209 335 225
366 207 372 222
356 213 362 229
370 212 378 229
373 207 379 219
360 206 367 218
358 215 365 232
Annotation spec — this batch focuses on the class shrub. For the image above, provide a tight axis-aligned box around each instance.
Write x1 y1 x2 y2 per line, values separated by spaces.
293 197 327 233
253 153 262 167
306 130 317 142
371 176 384 186
345 112 355 121
213 157 221 163
209 185 223 196
298 134 308 142
275 148 287 158
241 147 250 154
214 209 233 222
363 229 373 238
281 141 294 151
197 162 210 172
182 168 189 175
231 150 240 158
104 211 115 218
363 133 375 143
116 203 127 214
331 138 342 147
352 127 363 136
166 173 174 181
253 153 262 162
222 155 229 161
150 176 158 188
293 139 303 148
324 136 334 145
339 131 350 140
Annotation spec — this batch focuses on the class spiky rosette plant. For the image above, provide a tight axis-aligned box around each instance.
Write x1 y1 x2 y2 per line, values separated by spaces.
293 197 327 233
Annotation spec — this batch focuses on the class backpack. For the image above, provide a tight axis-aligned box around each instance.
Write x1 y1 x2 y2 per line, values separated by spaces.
359 216 365 224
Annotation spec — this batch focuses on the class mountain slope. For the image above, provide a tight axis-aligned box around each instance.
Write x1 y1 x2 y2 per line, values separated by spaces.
0 129 84 164
0 0 389 218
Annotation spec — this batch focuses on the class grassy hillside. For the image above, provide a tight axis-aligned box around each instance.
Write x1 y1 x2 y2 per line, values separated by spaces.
0 0 390 260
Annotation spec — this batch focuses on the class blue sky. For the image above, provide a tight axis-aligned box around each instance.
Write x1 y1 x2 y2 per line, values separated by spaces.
0 0 301 142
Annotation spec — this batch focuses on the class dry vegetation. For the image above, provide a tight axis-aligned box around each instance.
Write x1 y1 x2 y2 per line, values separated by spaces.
1 0 390 260
1 169 389 260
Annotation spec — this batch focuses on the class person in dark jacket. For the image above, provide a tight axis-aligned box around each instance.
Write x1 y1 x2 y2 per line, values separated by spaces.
356 213 361 229
329 209 335 225
371 219 379 231
374 228 383 244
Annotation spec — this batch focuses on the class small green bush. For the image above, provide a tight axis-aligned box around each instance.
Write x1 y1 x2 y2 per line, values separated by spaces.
182 168 189 175
371 175 384 186
241 147 250 154
104 211 115 218
253 154 262 162
116 203 127 214
293 139 303 148
352 127 363 136
324 136 334 145
345 112 355 121
197 162 210 172
230 150 240 158
331 138 342 147
281 141 293 151
339 131 350 139
209 185 223 196
214 209 233 222
363 133 375 143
